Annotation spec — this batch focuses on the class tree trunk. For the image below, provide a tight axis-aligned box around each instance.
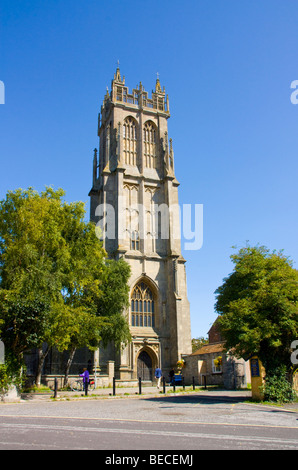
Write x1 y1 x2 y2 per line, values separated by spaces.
35 346 49 387
64 347 76 388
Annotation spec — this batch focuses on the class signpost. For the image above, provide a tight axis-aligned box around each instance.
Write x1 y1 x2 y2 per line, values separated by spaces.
250 358 260 377
249 356 264 400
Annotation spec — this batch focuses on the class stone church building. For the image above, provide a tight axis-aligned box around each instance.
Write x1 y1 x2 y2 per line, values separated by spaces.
23 68 192 386
89 67 192 381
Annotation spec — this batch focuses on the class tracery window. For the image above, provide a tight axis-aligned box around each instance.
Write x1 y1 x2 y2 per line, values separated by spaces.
131 282 155 328
105 125 111 162
116 86 123 102
123 117 137 166
123 184 140 251
143 121 157 169
131 230 139 251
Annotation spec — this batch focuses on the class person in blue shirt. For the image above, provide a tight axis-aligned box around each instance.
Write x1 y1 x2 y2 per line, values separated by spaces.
154 367 162 389
80 368 90 391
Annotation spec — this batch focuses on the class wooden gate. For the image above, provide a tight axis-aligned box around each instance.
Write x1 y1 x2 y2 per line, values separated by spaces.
137 351 152 381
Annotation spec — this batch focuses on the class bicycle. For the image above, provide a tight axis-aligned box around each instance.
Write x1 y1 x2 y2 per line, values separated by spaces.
70 377 96 392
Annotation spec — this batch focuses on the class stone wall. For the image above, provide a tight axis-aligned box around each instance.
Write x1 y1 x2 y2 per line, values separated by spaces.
183 348 250 389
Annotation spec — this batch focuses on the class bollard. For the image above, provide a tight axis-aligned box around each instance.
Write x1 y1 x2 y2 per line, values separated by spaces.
203 375 207 390
173 380 176 392
162 376 166 394
138 377 142 395
182 376 185 390
85 380 88 396
113 377 116 396
53 377 58 398
192 376 195 390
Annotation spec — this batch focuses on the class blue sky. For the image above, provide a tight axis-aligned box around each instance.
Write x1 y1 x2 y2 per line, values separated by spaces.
1 0 298 338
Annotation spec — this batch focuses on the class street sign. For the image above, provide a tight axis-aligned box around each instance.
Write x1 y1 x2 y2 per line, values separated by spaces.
250 358 260 377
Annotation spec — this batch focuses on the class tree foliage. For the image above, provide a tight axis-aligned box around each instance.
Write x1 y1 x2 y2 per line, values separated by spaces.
215 245 298 376
261 365 296 403
191 336 209 353
0 293 51 366
96 258 131 348
0 187 131 382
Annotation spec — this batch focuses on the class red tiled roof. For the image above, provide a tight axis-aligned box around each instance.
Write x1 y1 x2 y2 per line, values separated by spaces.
190 342 225 356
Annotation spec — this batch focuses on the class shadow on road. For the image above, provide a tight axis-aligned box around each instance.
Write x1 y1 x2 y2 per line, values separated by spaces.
142 392 298 416
143 392 250 406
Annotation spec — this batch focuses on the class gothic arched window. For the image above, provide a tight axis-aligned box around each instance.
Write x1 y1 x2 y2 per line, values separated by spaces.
123 117 137 166
131 230 140 251
131 282 155 328
143 121 157 169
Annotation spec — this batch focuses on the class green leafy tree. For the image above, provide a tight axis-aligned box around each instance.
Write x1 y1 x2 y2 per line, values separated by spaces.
0 187 71 378
191 336 209 353
50 304 107 387
97 258 131 349
0 293 51 371
56 245 131 387
52 258 131 387
0 187 131 386
215 245 298 400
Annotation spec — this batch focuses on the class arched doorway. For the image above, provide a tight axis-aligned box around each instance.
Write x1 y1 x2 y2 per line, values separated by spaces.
137 350 152 381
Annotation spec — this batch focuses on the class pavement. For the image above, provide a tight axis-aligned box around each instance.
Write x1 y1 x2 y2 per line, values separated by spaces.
18 385 298 413
21 384 212 401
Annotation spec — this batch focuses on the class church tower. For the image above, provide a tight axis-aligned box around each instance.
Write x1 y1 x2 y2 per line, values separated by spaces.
89 67 192 380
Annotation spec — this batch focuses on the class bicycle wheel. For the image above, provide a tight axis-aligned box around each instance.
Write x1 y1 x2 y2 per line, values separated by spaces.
89 379 96 390
71 380 83 392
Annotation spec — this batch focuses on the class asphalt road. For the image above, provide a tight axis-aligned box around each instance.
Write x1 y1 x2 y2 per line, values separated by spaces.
0 392 297 451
